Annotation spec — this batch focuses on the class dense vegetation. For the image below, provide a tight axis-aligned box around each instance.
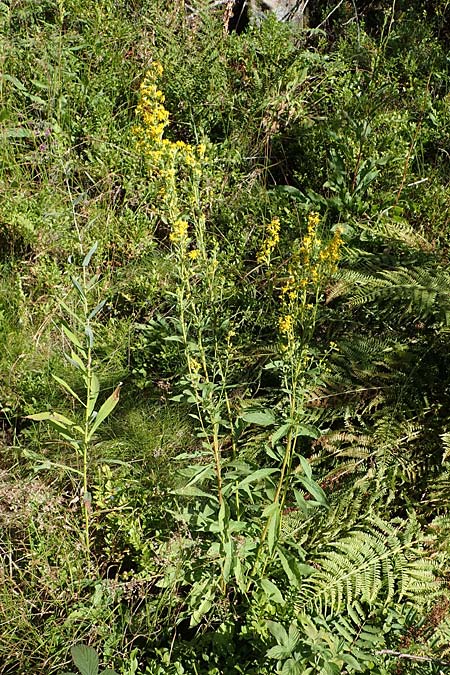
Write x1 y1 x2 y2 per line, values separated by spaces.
1 0 450 672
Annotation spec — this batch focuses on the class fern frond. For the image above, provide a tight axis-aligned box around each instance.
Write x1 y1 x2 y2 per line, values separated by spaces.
298 517 437 617
329 266 450 324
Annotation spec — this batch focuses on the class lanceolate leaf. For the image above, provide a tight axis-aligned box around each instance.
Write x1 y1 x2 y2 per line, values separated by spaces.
87 372 100 418
52 374 84 405
82 241 98 268
87 383 122 440
61 323 84 350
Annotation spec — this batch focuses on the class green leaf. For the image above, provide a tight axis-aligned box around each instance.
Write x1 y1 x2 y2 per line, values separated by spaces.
52 374 84 405
100 670 119 675
267 502 281 555
271 422 291 445
298 476 328 507
299 456 312 480
82 242 98 268
88 299 106 320
267 645 290 659
70 645 99 675
172 486 216 499
87 383 122 440
87 373 100 418
292 424 319 440
241 409 276 426
237 468 278 489
66 350 87 373
61 323 83 349
71 276 86 300
260 578 285 604
26 411 75 429
267 620 289 645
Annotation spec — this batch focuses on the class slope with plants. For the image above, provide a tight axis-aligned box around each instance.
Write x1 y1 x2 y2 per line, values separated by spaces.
1 1 450 673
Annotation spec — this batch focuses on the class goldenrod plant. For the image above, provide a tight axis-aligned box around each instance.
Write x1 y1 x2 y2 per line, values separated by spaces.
2 1 450 673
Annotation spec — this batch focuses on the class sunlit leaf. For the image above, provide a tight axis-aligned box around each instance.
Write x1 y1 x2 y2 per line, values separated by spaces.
70 644 99 675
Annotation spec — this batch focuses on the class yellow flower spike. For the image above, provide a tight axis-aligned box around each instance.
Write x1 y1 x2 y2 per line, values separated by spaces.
188 248 200 260
169 219 189 243
278 314 294 335
257 217 281 265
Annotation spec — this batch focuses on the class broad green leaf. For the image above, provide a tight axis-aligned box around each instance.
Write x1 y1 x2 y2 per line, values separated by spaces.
26 411 75 429
260 578 285 604
52 375 84 405
266 645 290 659
70 645 99 675
341 653 362 670
292 423 319 440
267 620 288 645
287 623 301 652
87 383 122 440
82 242 98 268
277 548 314 587
101 670 119 675
241 409 276 426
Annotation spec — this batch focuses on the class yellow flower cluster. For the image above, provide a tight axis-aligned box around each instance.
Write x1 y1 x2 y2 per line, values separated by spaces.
169 219 189 243
278 314 294 335
277 212 343 345
257 217 281 265
298 212 342 287
133 63 205 183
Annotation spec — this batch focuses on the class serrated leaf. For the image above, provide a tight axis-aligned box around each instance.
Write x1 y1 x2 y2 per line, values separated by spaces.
267 645 290 659
70 645 99 675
